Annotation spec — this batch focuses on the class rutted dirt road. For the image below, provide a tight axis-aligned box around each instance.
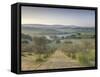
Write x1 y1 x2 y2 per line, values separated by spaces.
22 50 84 70
36 50 82 70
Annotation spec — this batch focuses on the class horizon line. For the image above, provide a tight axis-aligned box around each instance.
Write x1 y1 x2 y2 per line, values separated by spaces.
22 23 95 27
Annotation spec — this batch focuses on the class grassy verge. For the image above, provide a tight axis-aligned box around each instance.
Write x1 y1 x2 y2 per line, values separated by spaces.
61 39 95 66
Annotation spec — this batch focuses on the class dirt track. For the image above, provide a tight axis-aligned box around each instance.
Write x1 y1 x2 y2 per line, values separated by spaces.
22 50 84 70
36 50 82 70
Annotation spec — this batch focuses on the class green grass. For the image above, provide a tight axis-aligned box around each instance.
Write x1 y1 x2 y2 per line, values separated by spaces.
77 50 95 66
60 39 95 66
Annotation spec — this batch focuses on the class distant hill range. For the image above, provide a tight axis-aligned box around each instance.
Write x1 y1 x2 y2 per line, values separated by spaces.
22 24 95 35
22 24 95 29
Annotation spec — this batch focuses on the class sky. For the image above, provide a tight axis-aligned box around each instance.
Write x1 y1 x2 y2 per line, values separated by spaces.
21 6 95 27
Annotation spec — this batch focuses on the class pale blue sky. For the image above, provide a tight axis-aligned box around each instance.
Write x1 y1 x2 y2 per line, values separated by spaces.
21 6 95 27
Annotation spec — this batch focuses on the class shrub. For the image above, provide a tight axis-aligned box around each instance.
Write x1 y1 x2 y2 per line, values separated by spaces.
32 36 56 62
64 40 72 44
22 33 32 41
56 39 61 43
35 57 45 62
22 40 29 44
61 39 95 66
61 42 77 59
77 50 95 66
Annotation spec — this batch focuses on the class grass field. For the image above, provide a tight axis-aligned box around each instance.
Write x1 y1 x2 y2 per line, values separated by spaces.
21 37 95 70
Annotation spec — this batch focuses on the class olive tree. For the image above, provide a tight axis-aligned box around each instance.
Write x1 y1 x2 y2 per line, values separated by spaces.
32 36 56 62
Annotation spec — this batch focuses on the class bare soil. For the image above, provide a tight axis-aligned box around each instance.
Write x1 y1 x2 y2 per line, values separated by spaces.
21 50 85 71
